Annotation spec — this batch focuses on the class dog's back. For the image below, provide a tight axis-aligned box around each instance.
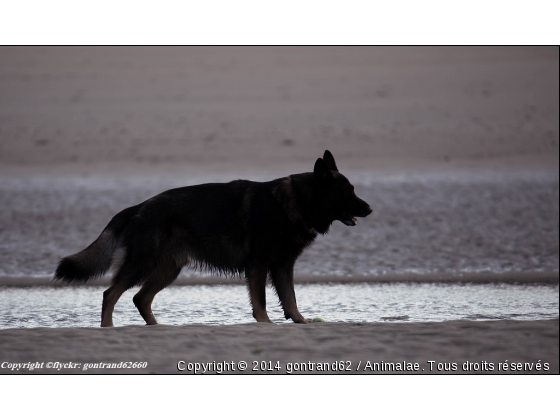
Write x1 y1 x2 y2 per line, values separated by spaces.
55 178 310 284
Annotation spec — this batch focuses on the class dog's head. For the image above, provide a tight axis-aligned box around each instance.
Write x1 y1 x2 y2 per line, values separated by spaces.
313 150 372 228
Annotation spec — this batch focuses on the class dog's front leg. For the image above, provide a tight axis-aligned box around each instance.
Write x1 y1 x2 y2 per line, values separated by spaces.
270 260 308 324
246 263 273 323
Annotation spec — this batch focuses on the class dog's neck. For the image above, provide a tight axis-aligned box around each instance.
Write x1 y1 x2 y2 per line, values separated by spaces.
273 173 332 235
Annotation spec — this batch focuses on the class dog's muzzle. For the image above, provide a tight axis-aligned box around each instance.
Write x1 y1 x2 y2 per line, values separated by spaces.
341 205 372 226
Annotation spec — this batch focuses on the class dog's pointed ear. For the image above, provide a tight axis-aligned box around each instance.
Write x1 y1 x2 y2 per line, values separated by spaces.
323 150 338 172
314 158 333 185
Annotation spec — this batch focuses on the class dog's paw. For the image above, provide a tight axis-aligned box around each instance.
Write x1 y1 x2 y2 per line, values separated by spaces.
292 317 309 324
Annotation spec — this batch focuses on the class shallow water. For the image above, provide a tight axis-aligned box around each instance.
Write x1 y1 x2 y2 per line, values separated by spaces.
0 171 558 277
0 282 557 328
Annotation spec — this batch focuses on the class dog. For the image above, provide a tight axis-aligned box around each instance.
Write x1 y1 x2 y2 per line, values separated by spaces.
54 150 372 326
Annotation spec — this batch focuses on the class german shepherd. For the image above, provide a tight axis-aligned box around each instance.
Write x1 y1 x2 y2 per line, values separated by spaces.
54 150 372 326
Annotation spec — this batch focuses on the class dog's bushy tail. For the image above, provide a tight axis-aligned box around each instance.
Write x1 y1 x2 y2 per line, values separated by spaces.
53 205 138 284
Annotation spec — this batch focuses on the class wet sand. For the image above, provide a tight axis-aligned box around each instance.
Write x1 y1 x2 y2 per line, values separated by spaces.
1 271 558 287
0 319 557 374
2 172 558 278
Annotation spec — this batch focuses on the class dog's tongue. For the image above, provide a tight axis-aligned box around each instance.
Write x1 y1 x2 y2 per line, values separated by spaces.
341 214 357 226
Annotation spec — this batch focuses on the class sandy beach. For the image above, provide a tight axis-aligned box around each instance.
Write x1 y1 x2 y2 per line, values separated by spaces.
0 47 558 374
0 320 557 374
0 46 557 177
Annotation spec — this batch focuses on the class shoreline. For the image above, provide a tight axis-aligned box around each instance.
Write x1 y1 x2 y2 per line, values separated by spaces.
1 271 558 287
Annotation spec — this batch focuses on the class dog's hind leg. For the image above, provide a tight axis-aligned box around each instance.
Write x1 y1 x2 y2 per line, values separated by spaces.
101 263 138 327
270 260 308 324
132 256 181 325
246 263 272 323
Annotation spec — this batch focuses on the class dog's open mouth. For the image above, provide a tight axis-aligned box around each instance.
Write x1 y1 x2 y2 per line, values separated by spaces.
340 213 358 226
